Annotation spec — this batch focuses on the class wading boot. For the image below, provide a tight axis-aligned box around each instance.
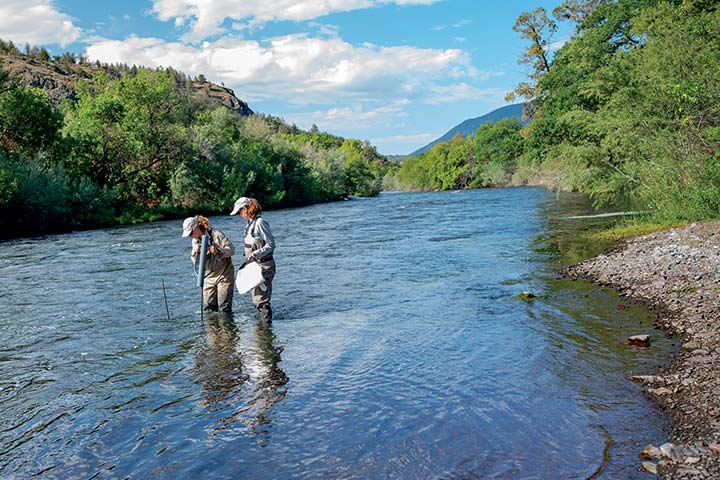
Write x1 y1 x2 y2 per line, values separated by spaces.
258 304 272 322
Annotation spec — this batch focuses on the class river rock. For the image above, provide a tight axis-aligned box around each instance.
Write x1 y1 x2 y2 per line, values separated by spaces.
641 461 658 474
631 375 665 385
640 444 663 459
660 443 684 462
688 355 713 364
629 334 651 347
649 387 673 396
676 466 701 476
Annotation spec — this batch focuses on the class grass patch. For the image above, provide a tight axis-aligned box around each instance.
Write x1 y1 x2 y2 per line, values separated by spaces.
545 218 689 267
583 220 688 244
667 285 697 294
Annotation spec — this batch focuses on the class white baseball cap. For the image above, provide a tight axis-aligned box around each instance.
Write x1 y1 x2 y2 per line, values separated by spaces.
230 197 250 216
181 217 198 237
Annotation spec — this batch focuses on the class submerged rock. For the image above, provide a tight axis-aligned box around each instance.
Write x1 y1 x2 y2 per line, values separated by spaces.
629 334 651 347
515 291 536 301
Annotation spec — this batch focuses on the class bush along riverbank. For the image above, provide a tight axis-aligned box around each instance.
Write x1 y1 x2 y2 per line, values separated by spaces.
0 49 388 239
564 221 720 479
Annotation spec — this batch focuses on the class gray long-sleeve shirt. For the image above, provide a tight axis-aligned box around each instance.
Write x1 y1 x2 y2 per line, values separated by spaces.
244 217 275 259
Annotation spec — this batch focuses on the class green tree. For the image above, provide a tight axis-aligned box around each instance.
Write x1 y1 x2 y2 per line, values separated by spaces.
62 75 130 186
552 0 602 24
506 7 558 119
0 86 62 158
340 139 382 196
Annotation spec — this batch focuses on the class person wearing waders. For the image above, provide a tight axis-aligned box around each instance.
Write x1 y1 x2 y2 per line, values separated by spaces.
182 215 236 313
230 197 276 321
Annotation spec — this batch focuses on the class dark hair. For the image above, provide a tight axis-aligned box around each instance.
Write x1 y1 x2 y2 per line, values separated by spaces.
246 198 262 219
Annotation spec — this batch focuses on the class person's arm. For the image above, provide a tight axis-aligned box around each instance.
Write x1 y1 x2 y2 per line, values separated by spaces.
190 238 200 264
253 218 275 259
212 229 236 257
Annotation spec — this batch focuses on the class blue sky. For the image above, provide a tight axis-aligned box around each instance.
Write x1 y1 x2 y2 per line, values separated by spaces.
0 0 569 155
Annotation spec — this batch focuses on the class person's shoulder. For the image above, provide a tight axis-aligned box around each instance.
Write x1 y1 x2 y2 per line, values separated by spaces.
213 228 230 239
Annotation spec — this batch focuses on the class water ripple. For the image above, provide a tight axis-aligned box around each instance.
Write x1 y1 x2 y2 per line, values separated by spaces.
0 189 673 479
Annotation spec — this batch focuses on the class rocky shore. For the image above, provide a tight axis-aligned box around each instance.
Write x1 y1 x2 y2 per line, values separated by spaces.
564 221 720 479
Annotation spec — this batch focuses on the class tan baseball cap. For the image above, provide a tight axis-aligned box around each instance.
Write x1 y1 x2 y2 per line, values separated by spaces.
230 197 250 216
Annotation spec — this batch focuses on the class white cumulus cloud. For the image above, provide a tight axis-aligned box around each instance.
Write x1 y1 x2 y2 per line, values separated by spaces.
85 34 473 106
0 0 81 47
151 0 441 42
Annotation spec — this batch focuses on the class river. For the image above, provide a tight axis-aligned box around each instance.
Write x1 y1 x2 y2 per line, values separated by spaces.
0 187 673 479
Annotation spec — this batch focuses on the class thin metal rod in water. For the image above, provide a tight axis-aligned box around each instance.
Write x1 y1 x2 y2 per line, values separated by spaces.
161 278 171 321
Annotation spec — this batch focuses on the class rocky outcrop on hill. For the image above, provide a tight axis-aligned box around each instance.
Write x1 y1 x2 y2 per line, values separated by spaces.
0 53 253 116
187 80 253 116
1 55 92 102
564 222 720 479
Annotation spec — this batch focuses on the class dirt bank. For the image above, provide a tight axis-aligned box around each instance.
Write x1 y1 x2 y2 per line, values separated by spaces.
564 221 720 479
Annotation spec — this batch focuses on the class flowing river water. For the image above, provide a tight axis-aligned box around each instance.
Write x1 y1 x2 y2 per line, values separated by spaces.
0 188 673 479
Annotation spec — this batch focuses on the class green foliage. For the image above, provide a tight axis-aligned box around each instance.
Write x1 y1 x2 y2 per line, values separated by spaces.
0 52 390 237
298 142 346 199
0 155 115 234
340 139 383 197
0 86 62 158
506 6 558 114
473 118 525 165
510 0 720 220
398 119 524 191
397 135 470 191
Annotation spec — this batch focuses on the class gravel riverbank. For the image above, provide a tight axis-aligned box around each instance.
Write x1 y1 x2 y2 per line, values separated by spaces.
564 221 720 479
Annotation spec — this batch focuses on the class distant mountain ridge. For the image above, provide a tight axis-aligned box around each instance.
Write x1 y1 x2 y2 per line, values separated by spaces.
409 103 525 156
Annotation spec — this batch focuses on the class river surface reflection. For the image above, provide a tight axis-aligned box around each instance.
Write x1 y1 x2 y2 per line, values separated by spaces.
0 188 672 479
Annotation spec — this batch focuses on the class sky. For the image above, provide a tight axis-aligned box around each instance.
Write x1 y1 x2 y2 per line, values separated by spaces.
0 0 569 155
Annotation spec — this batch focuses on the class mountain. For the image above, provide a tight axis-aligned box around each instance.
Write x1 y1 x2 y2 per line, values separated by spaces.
409 103 525 156
0 51 253 116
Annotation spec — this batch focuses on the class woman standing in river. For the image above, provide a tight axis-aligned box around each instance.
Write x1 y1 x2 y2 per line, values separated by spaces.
182 215 236 313
230 197 276 321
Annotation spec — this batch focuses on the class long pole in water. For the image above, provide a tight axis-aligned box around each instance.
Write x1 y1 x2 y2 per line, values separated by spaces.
197 234 209 321
161 278 171 321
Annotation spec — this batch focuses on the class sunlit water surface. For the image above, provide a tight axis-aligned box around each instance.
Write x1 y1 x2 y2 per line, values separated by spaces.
0 188 673 479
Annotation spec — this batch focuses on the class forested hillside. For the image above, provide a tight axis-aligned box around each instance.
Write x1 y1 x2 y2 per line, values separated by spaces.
395 0 720 222
0 40 388 237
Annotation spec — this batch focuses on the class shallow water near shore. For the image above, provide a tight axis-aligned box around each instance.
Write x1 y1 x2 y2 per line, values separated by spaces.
0 188 673 479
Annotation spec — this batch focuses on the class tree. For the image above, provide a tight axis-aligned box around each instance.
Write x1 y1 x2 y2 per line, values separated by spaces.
38 47 51 62
506 7 557 119
340 139 382 196
63 76 129 185
0 85 62 158
473 118 524 166
552 0 602 25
